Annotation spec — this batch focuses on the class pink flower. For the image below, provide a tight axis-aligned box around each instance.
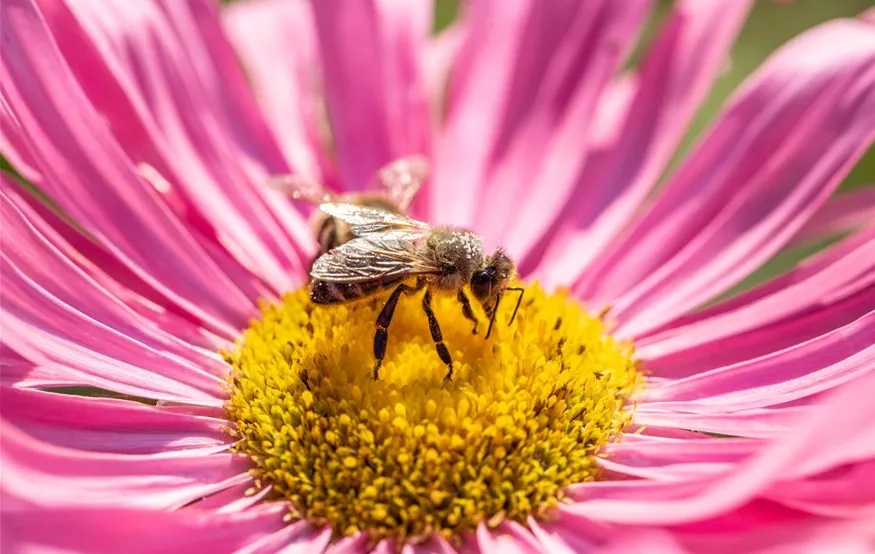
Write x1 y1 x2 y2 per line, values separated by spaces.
2 0 875 552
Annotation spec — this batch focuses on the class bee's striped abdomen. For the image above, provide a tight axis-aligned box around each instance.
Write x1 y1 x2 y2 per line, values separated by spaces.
310 276 405 305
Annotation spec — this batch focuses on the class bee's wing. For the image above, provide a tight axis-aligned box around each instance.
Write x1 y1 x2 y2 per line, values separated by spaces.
318 202 431 237
371 156 429 211
266 174 336 205
310 231 439 283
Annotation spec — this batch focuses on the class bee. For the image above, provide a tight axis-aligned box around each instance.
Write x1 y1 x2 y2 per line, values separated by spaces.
308 203 524 382
269 156 429 255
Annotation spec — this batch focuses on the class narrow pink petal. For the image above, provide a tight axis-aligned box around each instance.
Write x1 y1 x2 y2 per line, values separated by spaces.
0 93 43 184
565 372 875 524
518 73 638 279
640 310 875 410
637 227 875 375
234 520 332 554
1 0 264 335
1 494 286 554
428 0 531 226
223 0 324 183
322 533 368 554
632 405 811 439
594 531 688 554
473 0 653 246
599 436 760 480
426 21 468 122
3 181 228 351
1 182 228 377
0 420 251 510
764 460 875 518
401 534 460 554
189 481 269 513
38 0 312 292
476 521 545 554
577 19 875 337
0 199 227 404
521 0 753 276
1 263 225 404
527 516 604 554
790 186 875 246
0 387 229 455
433 0 652 230
310 0 432 190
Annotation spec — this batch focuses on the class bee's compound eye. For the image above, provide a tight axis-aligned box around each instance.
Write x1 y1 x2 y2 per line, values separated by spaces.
470 268 493 299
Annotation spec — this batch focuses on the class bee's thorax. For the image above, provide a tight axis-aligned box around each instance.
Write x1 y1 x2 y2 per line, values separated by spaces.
423 229 484 291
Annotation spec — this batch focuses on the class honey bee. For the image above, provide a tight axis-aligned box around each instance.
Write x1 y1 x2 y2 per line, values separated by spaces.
308 203 524 382
269 156 429 255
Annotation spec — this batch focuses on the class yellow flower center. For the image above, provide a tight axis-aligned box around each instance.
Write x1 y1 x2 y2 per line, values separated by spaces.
224 283 639 544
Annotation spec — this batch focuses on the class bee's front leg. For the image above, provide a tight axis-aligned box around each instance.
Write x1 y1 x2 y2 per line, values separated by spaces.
456 289 479 335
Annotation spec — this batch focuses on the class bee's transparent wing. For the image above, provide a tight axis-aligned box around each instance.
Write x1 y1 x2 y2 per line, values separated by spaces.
371 156 429 211
266 174 336 205
310 231 439 283
318 202 430 237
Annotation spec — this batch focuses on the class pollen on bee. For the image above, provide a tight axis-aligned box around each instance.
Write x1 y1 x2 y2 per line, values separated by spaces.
223 283 640 545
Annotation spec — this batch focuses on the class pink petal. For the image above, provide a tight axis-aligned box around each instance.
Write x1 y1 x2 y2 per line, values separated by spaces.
234 520 332 554
310 0 432 190
3 181 228 351
476 521 545 554
322 533 368 554
0 387 229 455
426 21 468 122
789 186 875 246
0 93 43 183
637 227 875 376
1 264 225 404
1 494 286 554
473 0 653 246
433 0 651 229
576 18 875 337
38 0 312 293
1 194 226 403
1 0 265 335
565 372 875 524
639 309 875 410
521 0 753 277
599 438 761 481
1 181 228 377
0 420 251 510
632 406 811 439
527 516 604 553
223 0 325 183
189 481 269 513
401 534 460 554
764 459 875 518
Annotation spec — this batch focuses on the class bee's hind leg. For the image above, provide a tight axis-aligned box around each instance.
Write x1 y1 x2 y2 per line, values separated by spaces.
422 289 454 382
373 282 418 380
456 289 479 335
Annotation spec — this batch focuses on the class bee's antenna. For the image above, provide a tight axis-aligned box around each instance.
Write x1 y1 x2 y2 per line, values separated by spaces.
485 293 502 340
506 287 524 327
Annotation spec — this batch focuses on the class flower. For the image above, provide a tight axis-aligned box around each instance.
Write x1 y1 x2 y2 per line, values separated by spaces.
2 0 875 552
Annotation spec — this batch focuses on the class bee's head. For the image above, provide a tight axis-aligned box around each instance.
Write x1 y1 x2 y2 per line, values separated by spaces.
470 249 515 304
470 250 522 338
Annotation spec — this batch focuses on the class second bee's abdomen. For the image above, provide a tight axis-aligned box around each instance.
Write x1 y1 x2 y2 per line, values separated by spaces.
310 276 404 304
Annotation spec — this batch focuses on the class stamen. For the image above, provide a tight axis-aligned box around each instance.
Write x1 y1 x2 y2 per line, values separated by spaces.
224 283 640 545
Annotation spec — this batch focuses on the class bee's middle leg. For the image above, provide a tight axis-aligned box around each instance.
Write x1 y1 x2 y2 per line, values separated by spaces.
373 282 417 380
456 289 479 335
422 290 454 382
